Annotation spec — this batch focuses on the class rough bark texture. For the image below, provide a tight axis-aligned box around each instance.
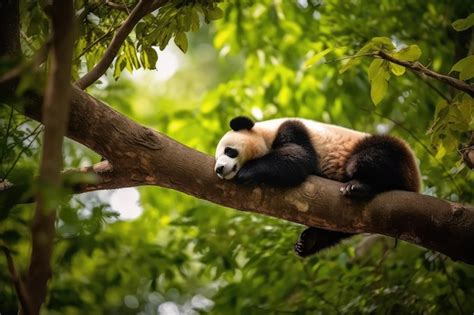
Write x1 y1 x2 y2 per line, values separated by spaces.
25 1 76 314
15 86 474 265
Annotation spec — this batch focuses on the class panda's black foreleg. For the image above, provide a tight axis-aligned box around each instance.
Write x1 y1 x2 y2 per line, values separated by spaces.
294 227 354 257
234 143 315 187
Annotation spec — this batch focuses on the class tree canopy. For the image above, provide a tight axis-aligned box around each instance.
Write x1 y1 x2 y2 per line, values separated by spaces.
1 0 474 314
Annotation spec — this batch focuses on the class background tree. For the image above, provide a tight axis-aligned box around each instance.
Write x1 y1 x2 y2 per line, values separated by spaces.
1 0 473 314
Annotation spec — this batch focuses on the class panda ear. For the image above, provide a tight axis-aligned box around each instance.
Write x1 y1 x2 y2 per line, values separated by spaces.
230 116 255 131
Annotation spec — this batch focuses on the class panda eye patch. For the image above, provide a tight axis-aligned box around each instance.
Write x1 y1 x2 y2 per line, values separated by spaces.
224 147 239 158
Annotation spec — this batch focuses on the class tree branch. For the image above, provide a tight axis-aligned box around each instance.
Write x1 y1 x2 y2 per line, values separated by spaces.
1 245 31 314
377 50 474 97
104 0 130 13
74 0 168 90
13 85 474 265
25 0 76 313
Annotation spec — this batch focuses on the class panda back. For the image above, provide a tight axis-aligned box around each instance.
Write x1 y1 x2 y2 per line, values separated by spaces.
302 120 367 181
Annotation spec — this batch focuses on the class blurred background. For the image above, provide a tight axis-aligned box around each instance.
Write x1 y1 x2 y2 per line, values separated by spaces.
1 0 474 314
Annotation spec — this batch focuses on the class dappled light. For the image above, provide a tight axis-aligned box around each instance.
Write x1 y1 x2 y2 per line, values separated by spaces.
0 1 473 314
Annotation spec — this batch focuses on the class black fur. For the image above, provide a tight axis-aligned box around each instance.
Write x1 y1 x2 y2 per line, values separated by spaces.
235 120 318 187
296 135 419 257
294 227 353 257
232 119 419 258
230 116 255 131
344 134 420 194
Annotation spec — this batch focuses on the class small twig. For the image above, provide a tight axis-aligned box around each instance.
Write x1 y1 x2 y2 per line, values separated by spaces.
2 125 43 181
377 50 474 97
411 71 451 102
1 244 31 314
73 24 120 62
105 0 130 13
324 52 376 64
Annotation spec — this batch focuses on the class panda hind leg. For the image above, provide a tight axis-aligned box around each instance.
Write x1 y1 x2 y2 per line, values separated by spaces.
341 135 420 198
339 180 373 198
294 227 353 257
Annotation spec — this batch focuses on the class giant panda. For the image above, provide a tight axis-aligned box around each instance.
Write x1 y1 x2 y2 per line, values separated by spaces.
214 116 421 257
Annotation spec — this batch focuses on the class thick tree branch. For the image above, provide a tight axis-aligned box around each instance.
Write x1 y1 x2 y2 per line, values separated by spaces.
13 86 474 265
25 0 76 314
378 50 474 97
75 0 168 90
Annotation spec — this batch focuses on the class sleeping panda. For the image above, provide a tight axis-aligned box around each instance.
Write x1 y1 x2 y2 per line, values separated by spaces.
214 116 421 257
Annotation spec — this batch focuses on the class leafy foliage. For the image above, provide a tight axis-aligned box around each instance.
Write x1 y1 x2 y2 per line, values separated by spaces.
1 0 474 314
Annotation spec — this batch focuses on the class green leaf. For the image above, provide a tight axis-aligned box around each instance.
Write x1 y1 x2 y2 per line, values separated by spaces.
390 63 406 76
460 64 474 81
125 43 139 70
434 99 449 116
340 37 394 74
452 13 474 31
159 30 172 50
304 48 332 69
339 42 376 73
371 37 395 50
461 95 474 129
370 69 389 105
113 55 127 80
451 55 474 80
435 143 447 160
368 59 384 81
140 46 158 69
174 32 188 53
181 9 192 32
206 6 224 21
190 9 200 31
393 45 422 61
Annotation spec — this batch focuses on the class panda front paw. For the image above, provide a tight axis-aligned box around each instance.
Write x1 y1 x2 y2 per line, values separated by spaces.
294 239 319 258
294 227 319 258
234 168 259 185
340 180 373 198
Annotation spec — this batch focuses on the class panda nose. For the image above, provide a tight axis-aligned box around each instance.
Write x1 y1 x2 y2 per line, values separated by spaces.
216 165 224 175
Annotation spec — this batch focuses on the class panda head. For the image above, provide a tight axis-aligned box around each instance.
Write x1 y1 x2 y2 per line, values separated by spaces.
214 116 267 180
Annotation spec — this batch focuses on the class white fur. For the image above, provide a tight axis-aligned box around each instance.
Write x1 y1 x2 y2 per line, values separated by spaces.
215 118 368 181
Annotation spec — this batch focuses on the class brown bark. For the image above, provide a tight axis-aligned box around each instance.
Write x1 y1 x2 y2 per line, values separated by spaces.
15 86 474 265
25 1 76 314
